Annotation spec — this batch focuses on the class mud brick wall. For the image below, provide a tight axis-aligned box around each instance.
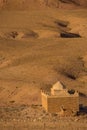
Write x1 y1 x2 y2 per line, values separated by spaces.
47 96 79 113
41 92 48 111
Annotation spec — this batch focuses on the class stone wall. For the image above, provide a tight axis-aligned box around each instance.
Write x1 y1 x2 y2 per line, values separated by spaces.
47 96 79 114
41 92 79 115
41 92 48 111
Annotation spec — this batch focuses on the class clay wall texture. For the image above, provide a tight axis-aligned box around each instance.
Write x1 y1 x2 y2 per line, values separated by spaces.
41 92 79 114
41 92 48 111
47 96 79 113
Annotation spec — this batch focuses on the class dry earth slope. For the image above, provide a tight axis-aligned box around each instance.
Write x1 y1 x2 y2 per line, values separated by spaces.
0 9 87 106
0 0 87 123
0 0 87 10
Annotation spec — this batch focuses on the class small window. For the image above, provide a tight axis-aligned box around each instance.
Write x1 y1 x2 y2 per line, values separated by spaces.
68 89 75 94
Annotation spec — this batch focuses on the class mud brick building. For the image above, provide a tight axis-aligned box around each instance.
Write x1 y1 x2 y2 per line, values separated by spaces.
41 81 79 115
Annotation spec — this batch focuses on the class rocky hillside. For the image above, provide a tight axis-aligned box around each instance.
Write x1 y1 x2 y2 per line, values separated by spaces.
0 0 87 10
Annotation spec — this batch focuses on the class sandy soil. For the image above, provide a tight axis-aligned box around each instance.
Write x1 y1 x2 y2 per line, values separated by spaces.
0 105 87 130
0 5 87 130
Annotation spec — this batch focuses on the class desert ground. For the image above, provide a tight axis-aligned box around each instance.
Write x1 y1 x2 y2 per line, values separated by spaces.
0 0 87 129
